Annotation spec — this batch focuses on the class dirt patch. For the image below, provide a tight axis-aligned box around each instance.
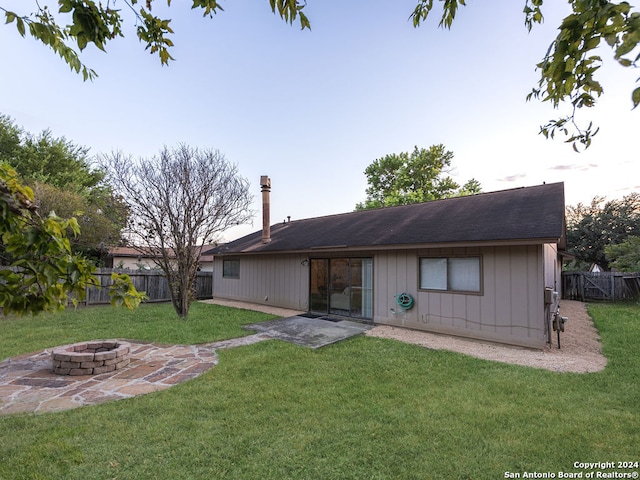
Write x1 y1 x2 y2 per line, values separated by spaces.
201 299 305 318
365 300 606 373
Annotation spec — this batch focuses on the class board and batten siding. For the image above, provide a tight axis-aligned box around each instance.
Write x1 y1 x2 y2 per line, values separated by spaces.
543 243 561 295
213 254 309 311
373 245 548 348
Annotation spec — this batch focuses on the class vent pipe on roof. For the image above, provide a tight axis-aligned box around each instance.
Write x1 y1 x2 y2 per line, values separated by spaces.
260 176 271 243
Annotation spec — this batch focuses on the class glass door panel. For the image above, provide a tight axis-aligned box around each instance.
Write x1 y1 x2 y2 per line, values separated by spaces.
329 258 350 315
310 257 373 319
310 259 328 313
349 258 363 317
348 258 373 318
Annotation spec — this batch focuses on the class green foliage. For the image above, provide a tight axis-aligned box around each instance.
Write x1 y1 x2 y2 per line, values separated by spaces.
0 115 103 195
0 115 127 262
411 0 639 150
3 3 97 80
4 2 637 149
32 181 126 263
0 163 141 315
527 1 640 150
108 273 147 309
535 1 640 149
456 177 483 197
566 193 640 270
0 163 97 314
1 0 309 80
355 145 481 210
605 235 640 272
410 0 468 29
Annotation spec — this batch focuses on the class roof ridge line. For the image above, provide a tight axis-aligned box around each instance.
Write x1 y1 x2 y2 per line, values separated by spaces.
286 181 564 224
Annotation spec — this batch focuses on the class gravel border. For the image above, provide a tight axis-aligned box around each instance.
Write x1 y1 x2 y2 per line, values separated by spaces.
365 300 607 373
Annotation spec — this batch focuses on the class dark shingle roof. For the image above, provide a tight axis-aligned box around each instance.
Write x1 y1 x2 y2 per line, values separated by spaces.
211 182 565 254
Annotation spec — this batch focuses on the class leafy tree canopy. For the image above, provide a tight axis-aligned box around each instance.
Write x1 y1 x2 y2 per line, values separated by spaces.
0 115 127 263
605 235 640 272
0 115 104 195
32 181 126 262
566 192 640 271
0 163 143 315
2 1 638 150
1 0 310 81
412 0 640 150
355 145 481 211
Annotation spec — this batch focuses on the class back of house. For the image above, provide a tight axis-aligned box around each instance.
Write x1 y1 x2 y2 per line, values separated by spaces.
209 181 567 349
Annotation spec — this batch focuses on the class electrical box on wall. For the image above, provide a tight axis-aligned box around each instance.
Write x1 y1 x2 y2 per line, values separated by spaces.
544 288 559 305
544 288 553 304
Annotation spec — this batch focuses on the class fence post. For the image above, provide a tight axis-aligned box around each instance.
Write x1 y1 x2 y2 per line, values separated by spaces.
55 268 214 305
611 274 615 300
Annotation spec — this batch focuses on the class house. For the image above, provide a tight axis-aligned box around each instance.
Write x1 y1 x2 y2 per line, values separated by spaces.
209 177 567 349
589 263 604 273
107 245 216 272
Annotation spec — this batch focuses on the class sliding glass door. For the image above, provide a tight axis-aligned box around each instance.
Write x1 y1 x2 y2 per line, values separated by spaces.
329 258 350 316
309 257 372 319
310 259 329 313
351 258 373 318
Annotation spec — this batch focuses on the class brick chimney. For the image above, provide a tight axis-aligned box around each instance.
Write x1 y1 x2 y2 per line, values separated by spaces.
260 176 271 243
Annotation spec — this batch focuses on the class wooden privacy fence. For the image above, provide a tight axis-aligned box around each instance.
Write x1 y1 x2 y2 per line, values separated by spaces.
83 269 213 305
562 271 640 301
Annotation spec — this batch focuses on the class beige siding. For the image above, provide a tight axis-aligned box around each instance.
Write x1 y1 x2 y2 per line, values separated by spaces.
213 254 309 310
542 242 562 345
543 243 561 292
213 244 554 348
373 245 547 348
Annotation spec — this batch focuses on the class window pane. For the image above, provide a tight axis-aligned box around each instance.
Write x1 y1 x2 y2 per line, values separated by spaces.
420 258 447 290
222 259 239 278
448 257 480 292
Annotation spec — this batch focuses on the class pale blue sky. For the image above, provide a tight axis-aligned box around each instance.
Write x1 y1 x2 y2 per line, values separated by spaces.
1 0 638 241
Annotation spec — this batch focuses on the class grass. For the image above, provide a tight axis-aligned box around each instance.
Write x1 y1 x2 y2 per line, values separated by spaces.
0 302 275 358
1 301 639 479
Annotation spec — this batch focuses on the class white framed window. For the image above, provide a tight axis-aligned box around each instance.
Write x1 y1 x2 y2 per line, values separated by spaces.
419 256 481 293
222 259 240 279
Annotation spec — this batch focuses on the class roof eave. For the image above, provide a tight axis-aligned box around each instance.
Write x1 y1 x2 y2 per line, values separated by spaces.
217 237 564 256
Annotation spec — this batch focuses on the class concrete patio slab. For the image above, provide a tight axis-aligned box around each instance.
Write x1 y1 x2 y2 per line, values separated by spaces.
245 316 373 349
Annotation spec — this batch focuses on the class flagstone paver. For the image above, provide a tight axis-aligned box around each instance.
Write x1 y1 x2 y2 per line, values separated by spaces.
0 334 270 415
0 302 366 416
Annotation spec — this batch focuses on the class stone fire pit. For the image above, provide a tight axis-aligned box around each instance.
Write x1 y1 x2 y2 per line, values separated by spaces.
51 340 131 376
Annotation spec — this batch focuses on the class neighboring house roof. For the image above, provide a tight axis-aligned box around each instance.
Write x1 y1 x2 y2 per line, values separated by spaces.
211 182 566 255
109 245 217 260
108 247 162 259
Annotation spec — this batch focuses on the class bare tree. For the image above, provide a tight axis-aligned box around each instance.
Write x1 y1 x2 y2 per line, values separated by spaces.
104 145 253 318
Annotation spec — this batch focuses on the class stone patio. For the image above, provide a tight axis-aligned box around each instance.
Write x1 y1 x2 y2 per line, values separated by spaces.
0 300 376 415
0 336 267 415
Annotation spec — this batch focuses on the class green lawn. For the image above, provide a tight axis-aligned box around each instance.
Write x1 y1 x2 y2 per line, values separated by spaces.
0 302 274 359
1 302 639 479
